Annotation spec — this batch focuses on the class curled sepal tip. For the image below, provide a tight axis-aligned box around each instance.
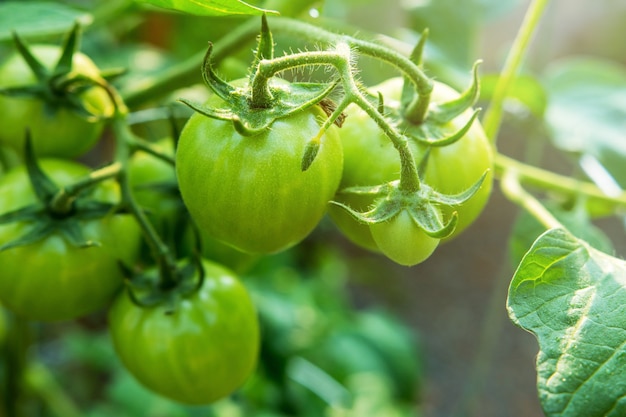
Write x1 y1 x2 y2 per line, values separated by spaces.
414 108 481 147
428 170 489 207
411 204 458 239
201 43 236 101
430 60 482 124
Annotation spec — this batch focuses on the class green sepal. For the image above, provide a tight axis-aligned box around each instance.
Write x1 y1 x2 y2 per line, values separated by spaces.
11 30 48 82
1 23 112 123
410 204 457 239
428 60 482 124
0 137 125 252
121 255 205 311
24 133 58 201
252 14 274 70
412 108 481 147
53 21 81 77
427 170 489 207
401 28 429 109
181 43 339 136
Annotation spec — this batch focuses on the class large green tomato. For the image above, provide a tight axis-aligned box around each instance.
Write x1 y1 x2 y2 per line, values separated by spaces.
108 259 260 405
0 160 141 321
0 45 114 158
176 83 343 254
330 77 493 252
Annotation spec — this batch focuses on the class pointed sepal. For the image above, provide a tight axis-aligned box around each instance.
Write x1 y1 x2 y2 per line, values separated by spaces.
429 60 482 124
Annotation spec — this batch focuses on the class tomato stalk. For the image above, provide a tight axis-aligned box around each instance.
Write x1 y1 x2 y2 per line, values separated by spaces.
251 42 422 193
111 117 179 289
266 17 434 124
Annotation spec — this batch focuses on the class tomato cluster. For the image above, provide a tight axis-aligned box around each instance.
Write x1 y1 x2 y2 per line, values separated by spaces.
0 15 493 408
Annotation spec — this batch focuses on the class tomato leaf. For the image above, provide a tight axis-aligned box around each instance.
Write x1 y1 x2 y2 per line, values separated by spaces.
0 2 92 42
507 228 626 417
135 0 278 16
544 57 626 188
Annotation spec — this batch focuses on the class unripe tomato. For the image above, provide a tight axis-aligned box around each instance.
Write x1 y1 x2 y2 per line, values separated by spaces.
370 209 440 266
0 45 114 158
108 259 260 405
176 81 343 254
0 160 141 321
331 77 493 251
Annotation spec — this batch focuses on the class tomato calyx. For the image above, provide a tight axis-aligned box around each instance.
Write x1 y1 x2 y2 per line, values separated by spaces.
179 43 337 136
0 136 123 251
119 255 206 314
331 167 489 239
0 23 114 122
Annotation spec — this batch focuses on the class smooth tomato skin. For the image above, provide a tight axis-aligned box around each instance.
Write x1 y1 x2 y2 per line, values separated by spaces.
330 77 493 251
370 210 440 266
0 45 114 158
108 259 260 405
0 160 141 321
176 89 343 254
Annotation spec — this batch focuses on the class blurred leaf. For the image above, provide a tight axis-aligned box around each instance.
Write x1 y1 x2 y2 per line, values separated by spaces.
480 74 548 117
544 57 626 187
508 228 626 417
508 200 614 267
0 2 92 41
135 0 277 16
403 0 519 87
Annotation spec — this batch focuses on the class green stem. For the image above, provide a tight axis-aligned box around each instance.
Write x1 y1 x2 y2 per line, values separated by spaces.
496 154 626 212
482 0 550 143
255 42 422 192
49 162 122 215
111 117 178 288
121 17 262 107
269 17 433 123
23 362 82 417
500 168 563 230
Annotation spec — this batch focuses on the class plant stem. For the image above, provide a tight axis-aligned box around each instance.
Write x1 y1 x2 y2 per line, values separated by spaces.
501 168 563 230
496 154 626 212
23 362 82 417
269 17 433 123
121 17 262 107
482 0 550 144
111 116 178 288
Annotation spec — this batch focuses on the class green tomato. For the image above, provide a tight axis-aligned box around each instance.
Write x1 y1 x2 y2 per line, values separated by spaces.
108 259 260 405
128 138 259 271
330 77 493 251
370 209 440 266
0 45 114 158
0 160 141 321
176 82 343 254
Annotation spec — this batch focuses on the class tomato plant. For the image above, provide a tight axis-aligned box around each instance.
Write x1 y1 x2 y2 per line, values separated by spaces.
1 1 625 417
0 42 114 158
108 259 259 405
0 159 140 321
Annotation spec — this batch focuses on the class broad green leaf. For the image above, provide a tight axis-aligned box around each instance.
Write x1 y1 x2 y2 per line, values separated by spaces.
508 228 626 417
135 0 277 16
480 74 548 118
0 2 92 42
508 201 613 267
544 57 626 188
